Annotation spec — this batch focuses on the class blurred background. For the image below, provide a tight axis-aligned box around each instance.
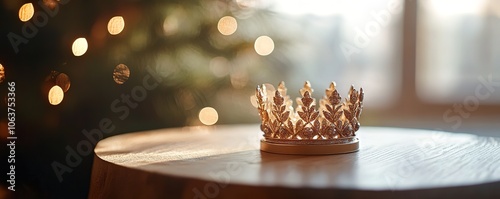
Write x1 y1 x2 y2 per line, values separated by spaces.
1 0 500 198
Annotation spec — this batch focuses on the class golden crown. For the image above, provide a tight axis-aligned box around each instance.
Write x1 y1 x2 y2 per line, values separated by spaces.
255 81 364 155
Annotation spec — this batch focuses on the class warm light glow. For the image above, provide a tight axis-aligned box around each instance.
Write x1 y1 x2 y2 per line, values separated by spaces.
254 36 274 56
230 70 249 89
42 0 58 10
19 3 34 22
55 73 71 92
199 107 219 125
0 64 5 83
163 16 179 36
217 16 238 36
113 64 130 84
48 85 64 105
236 0 257 9
72 38 88 56
209 56 230 77
108 16 125 35
250 95 258 108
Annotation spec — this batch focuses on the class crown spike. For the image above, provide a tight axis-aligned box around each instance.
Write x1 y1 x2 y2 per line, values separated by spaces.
359 87 364 102
325 81 337 97
300 81 314 96
277 81 287 95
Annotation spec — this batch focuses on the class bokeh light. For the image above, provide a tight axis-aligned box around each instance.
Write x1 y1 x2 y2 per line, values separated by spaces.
0 64 5 83
19 3 34 22
209 56 230 77
199 107 219 125
72 38 88 56
236 0 257 9
176 90 196 110
230 70 249 89
163 15 179 36
48 85 64 105
250 95 258 108
254 36 274 56
162 7 195 37
42 0 58 10
113 64 130 84
107 16 125 35
55 73 71 92
217 16 238 36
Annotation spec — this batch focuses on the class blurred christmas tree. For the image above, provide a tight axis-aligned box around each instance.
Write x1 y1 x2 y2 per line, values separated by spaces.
0 0 291 198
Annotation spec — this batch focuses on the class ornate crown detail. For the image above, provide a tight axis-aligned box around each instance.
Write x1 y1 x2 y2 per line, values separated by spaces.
255 81 364 155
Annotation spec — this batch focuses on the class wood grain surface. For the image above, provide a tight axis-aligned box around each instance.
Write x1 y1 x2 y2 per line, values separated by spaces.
89 125 500 199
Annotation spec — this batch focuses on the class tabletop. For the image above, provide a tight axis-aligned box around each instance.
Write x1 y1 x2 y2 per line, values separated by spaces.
88 125 500 199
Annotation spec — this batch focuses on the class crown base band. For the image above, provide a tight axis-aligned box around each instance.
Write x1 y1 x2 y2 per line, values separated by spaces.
260 138 359 155
264 137 358 145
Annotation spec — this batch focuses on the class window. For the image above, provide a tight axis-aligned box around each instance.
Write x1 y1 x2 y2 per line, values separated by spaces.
267 0 404 108
417 0 500 104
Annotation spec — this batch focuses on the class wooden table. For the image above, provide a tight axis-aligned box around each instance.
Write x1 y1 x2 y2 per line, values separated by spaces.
89 125 500 199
